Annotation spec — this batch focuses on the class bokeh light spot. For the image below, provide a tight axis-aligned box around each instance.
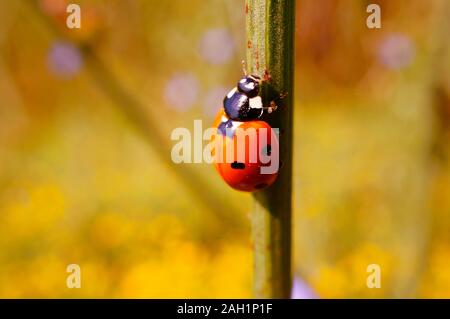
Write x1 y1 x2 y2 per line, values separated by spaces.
291 277 317 299
377 33 415 70
164 72 199 112
199 28 235 65
47 41 83 79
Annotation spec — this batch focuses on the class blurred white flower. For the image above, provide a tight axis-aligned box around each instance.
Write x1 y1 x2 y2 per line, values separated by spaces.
199 28 235 65
377 33 415 70
164 72 199 112
203 86 228 118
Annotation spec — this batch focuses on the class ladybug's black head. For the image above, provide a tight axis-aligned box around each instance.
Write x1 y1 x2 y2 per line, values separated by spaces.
237 74 261 98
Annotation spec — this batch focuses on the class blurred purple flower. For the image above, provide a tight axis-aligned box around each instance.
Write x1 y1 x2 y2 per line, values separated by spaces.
203 86 228 118
199 28 235 65
291 277 317 299
47 41 83 79
164 72 199 112
377 33 415 70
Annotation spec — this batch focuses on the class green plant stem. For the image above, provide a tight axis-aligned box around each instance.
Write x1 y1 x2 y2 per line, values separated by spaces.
246 0 295 298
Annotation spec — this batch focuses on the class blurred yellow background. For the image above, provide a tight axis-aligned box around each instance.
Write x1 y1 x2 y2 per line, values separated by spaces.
0 0 449 298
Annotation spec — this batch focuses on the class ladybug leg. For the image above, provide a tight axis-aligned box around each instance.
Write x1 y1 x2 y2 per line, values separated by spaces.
279 91 288 100
263 92 288 113
262 101 278 113
266 101 278 113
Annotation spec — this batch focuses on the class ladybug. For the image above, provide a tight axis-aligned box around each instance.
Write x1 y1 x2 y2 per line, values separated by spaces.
212 109 279 192
211 62 286 192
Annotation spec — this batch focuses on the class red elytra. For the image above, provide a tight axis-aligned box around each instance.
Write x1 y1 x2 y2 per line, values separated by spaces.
211 108 279 192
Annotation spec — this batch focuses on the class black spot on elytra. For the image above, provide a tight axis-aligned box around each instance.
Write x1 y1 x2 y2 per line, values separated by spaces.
231 162 245 169
254 183 268 189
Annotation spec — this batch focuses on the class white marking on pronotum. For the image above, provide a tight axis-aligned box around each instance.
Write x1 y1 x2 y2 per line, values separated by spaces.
231 121 242 131
249 96 263 109
219 115 242 131
226 87 237 98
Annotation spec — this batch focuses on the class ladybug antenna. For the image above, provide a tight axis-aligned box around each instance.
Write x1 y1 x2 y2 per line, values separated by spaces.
241 60 247 76
263 103 277 114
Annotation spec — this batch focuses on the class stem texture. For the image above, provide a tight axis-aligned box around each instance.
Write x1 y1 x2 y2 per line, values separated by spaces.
246 0 295 299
